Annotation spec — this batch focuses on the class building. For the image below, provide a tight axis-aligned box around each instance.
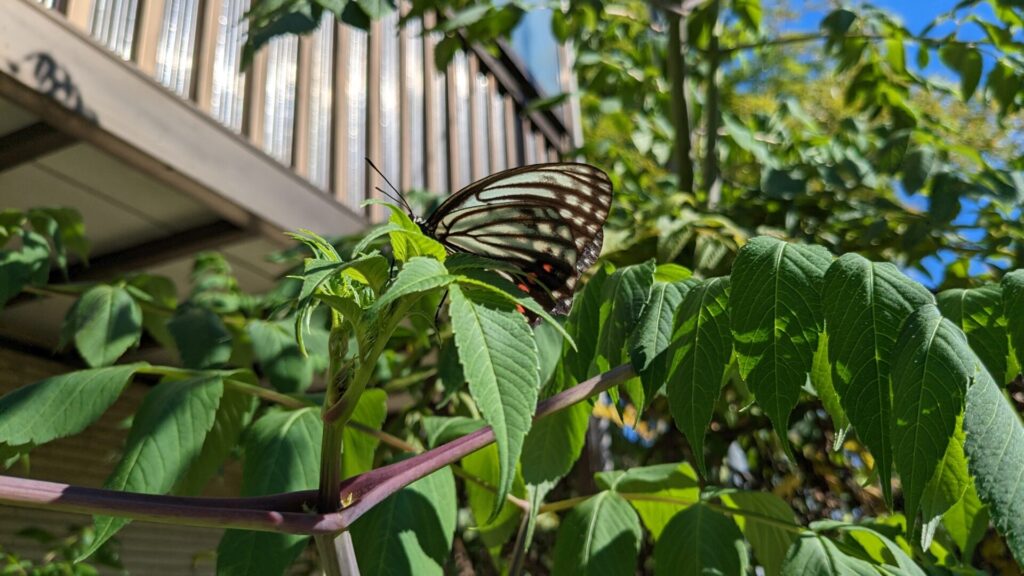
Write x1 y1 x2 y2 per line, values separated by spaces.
0 0 577 572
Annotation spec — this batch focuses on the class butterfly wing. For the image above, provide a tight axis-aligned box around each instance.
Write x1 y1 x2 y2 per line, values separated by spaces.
422 163 612 315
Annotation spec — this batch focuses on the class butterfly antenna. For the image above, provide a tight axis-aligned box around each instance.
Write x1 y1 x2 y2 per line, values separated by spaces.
365 157 415 215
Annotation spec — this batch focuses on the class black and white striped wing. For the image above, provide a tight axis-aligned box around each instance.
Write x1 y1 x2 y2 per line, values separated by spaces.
421 163 612 315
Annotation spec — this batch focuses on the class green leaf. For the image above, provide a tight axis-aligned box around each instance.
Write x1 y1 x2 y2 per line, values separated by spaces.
449 284 540 518
721 492 798 576
83 375 224 559
938 285 1009 385
901 147 935 194
918 417 970 550
563 264 611 385
939 43 983 100
810 331 849 450
963 361 1024 565
167 304 233 369
822 253 934 504
891 305 972 529
0 364 143 450
664 277 732 477
594 261 656 406
350 465 456 575
217 408 322 576
0 230 50 309
386 209 446 263
1004 270 1024 376
552 491 641 576
781 533 877 575
730 237 832 455
840 524 925 575
341 388 387 479
654 503 746 576
463 444 527 556
535 321 564 389
595 462 699 540
521 400 589 486
421 416 484 449
942 483 988 561
373 257 457 311
248 320 313 394
631 278 699 406
176 384 256 495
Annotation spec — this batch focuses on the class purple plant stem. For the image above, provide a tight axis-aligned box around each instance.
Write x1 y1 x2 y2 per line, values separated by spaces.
0 363 635 534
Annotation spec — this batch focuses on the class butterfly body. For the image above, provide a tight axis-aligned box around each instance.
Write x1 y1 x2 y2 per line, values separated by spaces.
413 162 613 315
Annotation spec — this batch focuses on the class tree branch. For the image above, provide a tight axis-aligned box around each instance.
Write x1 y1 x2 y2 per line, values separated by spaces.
0 364 636 536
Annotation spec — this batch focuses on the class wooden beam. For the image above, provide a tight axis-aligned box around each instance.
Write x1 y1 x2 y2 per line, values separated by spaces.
422 12 441 193
504 94 517 168
467 54 483 181
63 0 93 30
365 18 382 220
190 0 222 112
132 0 167 76
330 21 350 204
292 34 313 177
242 50 268 147
0 122 76 173
62 219 251 282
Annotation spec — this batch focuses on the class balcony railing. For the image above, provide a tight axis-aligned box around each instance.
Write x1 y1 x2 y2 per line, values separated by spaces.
32 0 573 218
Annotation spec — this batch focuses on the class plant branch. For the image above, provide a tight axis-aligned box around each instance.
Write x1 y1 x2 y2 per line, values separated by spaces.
0 364 635 535
668 10 694 194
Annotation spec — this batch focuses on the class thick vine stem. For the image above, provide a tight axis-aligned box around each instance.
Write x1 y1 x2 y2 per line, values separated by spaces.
0 364 636 537
316 323 354 576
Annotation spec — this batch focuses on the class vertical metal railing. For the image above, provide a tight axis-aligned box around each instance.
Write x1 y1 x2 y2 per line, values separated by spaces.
41 0 571 214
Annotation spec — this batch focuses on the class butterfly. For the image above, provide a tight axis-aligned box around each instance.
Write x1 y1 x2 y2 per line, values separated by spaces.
370 161 613 316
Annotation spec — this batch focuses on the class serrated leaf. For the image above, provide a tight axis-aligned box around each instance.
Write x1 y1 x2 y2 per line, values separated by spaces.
387 209 446 263
1004 270 1024 375
176 384 256 495
654 503 746 576
217 408 322 576
942 482 988 561
664 277 732 477
350 465 456 576
248 320 313 394
731 237 832 455
594 261 656 406
341 388 387 479
373 257 456 311
167 304 232 369
82 375 223 559
839 525 926 575
449 284 540 518
552 491 641 576
0 230 50 309
780 533 877 576
721 492 798 576
891 305 973 529
918 417 969 550
463 444 527 557
421 416 484 449
810 331 849 450
61 285 142 368
595 462 699 540
521 400 589 486
822 253 934 504
938 285 1009 385
0 364 144 450
632 279 699 407
563 265 611 385
963 361 1024 565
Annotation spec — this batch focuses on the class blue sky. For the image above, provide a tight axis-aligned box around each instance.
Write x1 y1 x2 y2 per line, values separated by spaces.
783 0 1005 287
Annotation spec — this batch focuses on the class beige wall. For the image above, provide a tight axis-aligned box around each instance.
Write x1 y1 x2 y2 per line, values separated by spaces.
0 347 236 575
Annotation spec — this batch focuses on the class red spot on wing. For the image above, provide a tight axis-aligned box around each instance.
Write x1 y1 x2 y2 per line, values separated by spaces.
516 304 526 315
542 263 553 273
517 283 530 293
